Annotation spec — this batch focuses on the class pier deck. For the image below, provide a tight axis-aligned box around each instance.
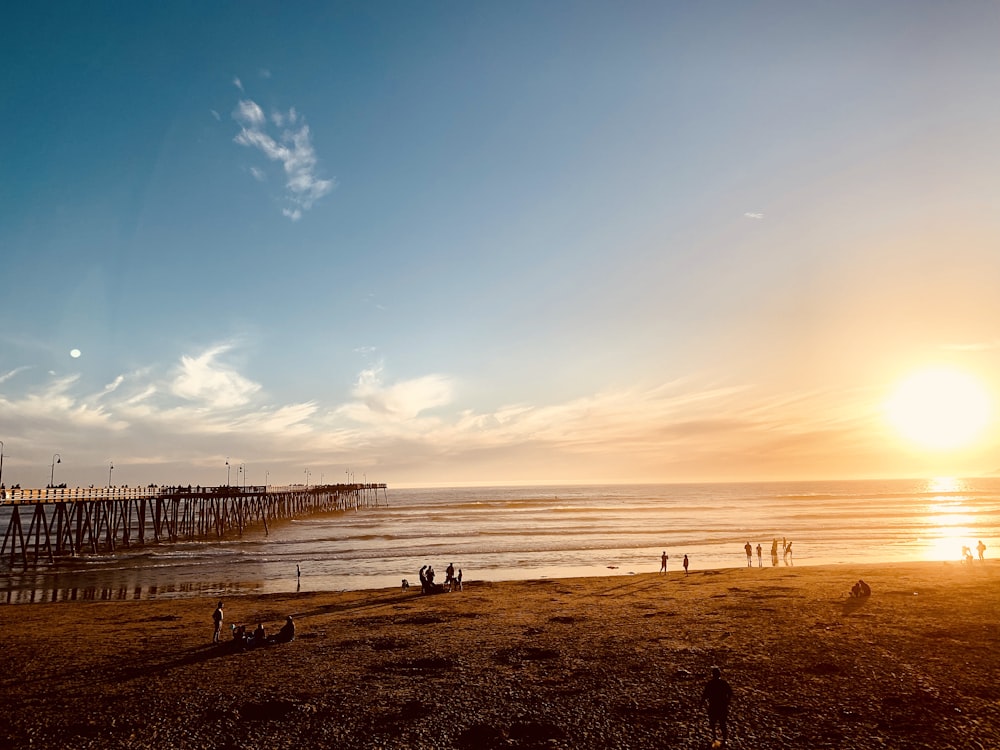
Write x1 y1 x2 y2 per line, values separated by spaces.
0 483 388 568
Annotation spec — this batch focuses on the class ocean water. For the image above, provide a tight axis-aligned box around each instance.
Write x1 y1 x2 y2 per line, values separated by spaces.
2 477 999 604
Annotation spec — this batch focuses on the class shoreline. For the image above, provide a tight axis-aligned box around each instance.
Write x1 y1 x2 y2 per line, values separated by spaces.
3 560 999 748
0 554 986 606
0 553 974 605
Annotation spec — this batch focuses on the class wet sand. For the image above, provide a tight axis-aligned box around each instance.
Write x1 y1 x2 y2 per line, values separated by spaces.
2 560 999 749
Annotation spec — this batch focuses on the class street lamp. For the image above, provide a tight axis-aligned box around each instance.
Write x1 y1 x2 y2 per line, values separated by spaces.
50 453 61 488
108 460 114 488
304 468 311 488
237 465 244 489
0 440 5 488
226 457 231 487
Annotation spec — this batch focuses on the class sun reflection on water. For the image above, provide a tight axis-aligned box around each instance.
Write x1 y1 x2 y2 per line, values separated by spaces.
919 477 980 560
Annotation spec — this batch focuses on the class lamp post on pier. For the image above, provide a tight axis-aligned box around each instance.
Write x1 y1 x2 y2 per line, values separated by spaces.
226 457 231 487
50 453 61 488
0 440 5 488
108 460 114 488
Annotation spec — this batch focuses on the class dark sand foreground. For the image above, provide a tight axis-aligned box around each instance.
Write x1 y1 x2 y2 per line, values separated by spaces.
2 561 999 749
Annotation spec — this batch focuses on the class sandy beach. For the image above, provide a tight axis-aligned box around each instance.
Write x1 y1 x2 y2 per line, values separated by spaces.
2 560 998 749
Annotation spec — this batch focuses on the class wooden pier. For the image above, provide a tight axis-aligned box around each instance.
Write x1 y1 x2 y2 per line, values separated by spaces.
0 483 388 568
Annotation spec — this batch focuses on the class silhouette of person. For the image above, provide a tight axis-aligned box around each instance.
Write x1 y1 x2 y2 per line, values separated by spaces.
683 554 689 575
756 543 762 568
784 540 793 565
770 538 779 567
274 615 295 643
212 601 224 644
977 540 986 561
700 666 733 746
660 551 668 573
744 542 753 567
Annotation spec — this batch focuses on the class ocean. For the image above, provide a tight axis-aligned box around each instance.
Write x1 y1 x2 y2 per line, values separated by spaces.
2 477 999 604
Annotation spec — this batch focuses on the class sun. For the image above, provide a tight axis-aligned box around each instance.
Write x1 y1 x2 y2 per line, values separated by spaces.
886 368 992 451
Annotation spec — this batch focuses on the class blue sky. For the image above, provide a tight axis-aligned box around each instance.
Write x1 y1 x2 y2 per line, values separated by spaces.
3 2 1000 488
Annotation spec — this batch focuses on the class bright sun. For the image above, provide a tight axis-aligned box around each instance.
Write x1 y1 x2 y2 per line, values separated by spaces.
886 368 993 451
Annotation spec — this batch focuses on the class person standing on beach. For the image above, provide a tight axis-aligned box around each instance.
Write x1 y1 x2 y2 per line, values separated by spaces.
784 540 793 565
743 542 753 567
770 538 779 567
756 543 762 568
212 601 224 644
683 554 689 575
977 540 986 561
660 551 669 573
700 666 733 746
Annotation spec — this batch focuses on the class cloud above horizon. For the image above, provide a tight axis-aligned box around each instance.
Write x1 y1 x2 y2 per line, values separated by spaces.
0 341 954 487
232 93 334 220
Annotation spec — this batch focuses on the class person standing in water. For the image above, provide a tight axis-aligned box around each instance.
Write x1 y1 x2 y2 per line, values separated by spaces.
660 551 669 574
756 543 763 568
743 542 753 567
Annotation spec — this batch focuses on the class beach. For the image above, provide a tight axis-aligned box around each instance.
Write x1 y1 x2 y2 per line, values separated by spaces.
2 560 998 749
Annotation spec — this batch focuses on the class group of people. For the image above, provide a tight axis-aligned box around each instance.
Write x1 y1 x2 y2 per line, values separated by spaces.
659 551 690 575
849 579 871 598
962 540 987 563
741 538 792 567
211 601 295 649
415 562 463 594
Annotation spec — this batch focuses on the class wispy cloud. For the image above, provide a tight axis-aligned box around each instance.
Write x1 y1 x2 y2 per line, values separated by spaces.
942 340 1000 352
233 76 244 92
233 95 334 220
170 344 261 409
0 343 938 486
743 212 764 219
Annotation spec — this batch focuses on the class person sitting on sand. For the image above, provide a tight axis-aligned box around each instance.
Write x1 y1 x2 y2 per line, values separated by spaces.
962 545 973 563
700 666 733 746
253 622 266 645
272 616 295 644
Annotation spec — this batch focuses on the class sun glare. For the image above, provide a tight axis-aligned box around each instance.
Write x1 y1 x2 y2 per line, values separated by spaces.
886 368 992 451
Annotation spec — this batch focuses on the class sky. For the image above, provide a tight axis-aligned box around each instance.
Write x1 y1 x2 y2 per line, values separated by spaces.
2 2 1000 489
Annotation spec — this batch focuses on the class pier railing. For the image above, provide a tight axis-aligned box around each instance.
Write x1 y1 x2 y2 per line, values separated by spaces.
0 483 388 568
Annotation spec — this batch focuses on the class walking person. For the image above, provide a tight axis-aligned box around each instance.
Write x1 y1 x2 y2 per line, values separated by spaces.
743 542 753 568
660 550 669 574
683 554 689 575
977 539 986 561
700 666 733 747
212 601 224 644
